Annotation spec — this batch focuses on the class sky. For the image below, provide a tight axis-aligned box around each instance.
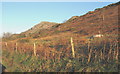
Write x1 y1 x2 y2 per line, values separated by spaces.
0 0 118 36
1 0 119 2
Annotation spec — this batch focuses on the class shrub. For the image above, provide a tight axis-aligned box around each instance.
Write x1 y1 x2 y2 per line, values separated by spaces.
17 39 30 43
33 35 40 38
17 34 26 38
95 8 101 11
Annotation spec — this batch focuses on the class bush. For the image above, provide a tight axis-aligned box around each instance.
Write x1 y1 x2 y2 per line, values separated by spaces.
17 34 26 38
33 35 40 38
95 8 101 11
17 39 30 43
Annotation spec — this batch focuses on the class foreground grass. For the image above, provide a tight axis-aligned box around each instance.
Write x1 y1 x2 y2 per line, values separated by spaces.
2 48 118 72
1 34 119 72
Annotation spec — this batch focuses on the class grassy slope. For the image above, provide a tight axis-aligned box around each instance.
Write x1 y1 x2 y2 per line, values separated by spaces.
1 2 119 72
7 2 119 40
23 2 119 39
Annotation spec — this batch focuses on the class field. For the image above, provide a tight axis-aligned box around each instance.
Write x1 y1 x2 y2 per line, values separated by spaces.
1 33 119 72
1 2 119 72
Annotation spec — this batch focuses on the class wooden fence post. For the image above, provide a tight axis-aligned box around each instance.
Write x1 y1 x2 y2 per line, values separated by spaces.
103 43 106 60
116 43 118 61
87 39 91 63
87 48 92 63
33 43 36 56
88 40 91 52
5 42 7 47
16 43 17 52
71 37 75 58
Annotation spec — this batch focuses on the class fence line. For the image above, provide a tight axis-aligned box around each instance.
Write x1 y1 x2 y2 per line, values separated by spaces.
1 38 118 62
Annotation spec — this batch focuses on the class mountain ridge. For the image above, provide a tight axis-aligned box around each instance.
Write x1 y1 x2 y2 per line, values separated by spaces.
9 1 119 39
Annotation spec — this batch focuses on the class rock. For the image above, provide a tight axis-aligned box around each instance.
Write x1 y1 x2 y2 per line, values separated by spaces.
0 63 7 72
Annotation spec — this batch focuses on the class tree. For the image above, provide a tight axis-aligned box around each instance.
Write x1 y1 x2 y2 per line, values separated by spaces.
2 32 12 38
62 19 67 23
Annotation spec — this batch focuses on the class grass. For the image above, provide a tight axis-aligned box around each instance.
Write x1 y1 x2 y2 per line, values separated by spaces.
2 50 118 72
1 33 119 72
2 43 118 72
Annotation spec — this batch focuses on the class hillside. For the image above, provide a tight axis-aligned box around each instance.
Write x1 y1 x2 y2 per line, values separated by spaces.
49 1 119 36
9 1 119 40
1 2 119 72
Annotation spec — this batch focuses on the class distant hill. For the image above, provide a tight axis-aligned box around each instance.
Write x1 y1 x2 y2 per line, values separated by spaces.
10 2 119 39
21 21 58 36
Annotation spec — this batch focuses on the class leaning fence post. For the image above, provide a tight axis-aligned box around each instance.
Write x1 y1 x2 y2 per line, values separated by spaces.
87 49 92 63
71 37 75 58
33 43 36 56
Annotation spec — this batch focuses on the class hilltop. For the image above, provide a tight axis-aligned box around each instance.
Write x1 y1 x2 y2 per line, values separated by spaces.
21 21 58 36
4 2 119 40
